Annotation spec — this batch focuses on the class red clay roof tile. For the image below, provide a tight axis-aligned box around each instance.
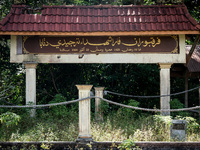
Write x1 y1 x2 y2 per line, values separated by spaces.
0 4 199 33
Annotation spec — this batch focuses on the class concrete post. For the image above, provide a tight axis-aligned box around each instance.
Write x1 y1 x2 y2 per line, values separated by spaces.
76 85 93 142
94 87 104 121
159 63 172 116
24 62 38 117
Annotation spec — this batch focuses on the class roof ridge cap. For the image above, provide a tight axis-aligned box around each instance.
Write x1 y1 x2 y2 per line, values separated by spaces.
41 4 185 9
182 4 200 30
0 13 12 28
0 5 24 29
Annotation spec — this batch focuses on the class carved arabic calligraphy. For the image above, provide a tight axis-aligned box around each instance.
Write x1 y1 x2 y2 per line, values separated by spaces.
39 36 161 51
22 36 179 54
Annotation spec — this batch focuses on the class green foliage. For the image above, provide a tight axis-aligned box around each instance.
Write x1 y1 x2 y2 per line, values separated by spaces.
0 112 21 141
170 99 189 117
144 0 185 5
153 115 172 126
174 116 200 133
0 37 25 112
0 110 198 142
0 0 12 20
186 39 193 45
74 0 88 5
144 0 156 5
99 100 109 114
0 112 20 128
117 99 141 119
41 143 51 150
48 94 68 118
185 0 200 23
118 139 135 150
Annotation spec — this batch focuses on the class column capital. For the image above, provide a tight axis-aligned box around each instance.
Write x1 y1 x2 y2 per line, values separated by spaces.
76 85 93 91
94 87 105 91
24 62 38 69
159 63 172 69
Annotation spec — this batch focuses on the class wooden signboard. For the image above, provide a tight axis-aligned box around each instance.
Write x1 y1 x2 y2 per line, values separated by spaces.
22 35 179 54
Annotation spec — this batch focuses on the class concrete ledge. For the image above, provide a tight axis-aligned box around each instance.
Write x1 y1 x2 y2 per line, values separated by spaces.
0 141 200 149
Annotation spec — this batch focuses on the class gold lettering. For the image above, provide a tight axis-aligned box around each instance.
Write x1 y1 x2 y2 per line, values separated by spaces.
152 37 161 47
80 47 85 52
114 48 120 52
72 49 78 52
137 38 143 47
38 36 162 53
105 48 113 52
60 49 70 52
122 49 128 52
121 38 137 46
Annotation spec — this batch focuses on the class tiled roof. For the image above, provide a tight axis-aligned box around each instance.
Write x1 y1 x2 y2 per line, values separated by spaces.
0 4 199 34
186 45 200 72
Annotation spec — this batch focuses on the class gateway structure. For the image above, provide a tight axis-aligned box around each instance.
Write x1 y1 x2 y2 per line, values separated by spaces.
0 4 200 116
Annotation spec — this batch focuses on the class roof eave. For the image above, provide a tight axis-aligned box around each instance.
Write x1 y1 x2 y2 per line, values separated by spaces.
0 31 199 36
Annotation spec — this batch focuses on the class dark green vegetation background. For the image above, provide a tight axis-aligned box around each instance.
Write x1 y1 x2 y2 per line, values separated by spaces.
0 0 200 116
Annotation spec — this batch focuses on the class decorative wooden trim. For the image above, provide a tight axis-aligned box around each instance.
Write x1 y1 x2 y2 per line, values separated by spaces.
0 31 199 36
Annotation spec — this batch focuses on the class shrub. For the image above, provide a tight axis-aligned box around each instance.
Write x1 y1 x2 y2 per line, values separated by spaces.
118 99 141 119
0 112 21 141
174 116 200 133
170 98 189 117
48 94 68 118
118 139 141 150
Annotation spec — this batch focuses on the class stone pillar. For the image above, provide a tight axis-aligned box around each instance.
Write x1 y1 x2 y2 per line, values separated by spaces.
94 87 104 121
159 63 172 116
76 85 93 142
24 62 38 117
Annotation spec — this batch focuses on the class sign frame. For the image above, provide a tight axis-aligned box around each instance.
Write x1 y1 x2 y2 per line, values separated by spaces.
10 35 185 64
22 35 179 54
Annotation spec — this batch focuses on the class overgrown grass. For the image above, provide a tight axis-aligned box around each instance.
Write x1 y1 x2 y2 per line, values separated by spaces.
0 108 199 142
0 96 199 142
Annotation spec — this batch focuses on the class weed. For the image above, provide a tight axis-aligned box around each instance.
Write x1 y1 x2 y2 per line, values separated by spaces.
41 143 52 150
0 112 20 141
170 99 190 117
0 108 199 143
118 139 141 150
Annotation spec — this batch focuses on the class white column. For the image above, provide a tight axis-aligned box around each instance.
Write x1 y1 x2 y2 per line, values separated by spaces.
24 62 37 117
76 85 93 141
159 63 172 116
94 87 104 121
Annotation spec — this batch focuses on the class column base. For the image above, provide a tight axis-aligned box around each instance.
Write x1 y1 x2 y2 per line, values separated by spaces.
29 109 36 117
161 111 170 116
76 136 93 143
